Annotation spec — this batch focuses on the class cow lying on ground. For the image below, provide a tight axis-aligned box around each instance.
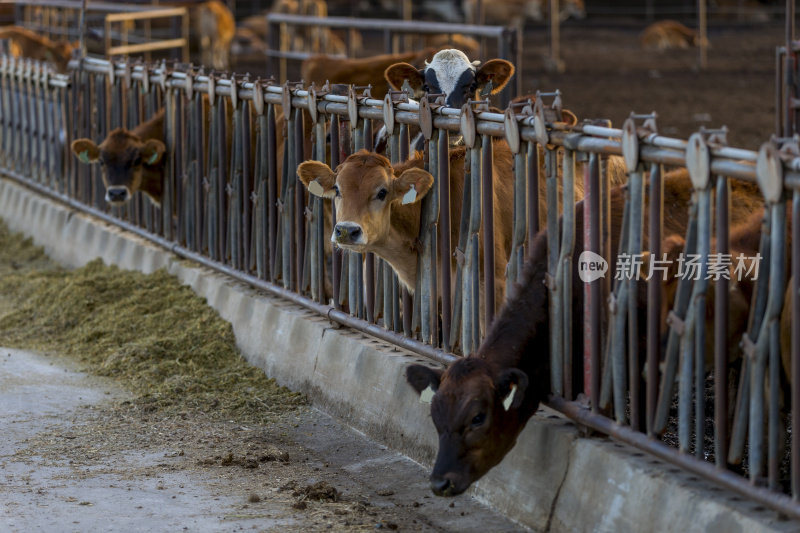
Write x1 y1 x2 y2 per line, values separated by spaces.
463 0 585 25
640 20 704 51
404 168 763 496
0 26 75 73
71 109 167 205
297 144 514 313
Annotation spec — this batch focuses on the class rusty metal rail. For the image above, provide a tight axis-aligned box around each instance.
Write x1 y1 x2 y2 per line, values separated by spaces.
2 53 800 520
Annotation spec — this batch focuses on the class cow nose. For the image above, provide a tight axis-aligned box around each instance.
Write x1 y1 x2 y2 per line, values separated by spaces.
430 476 452 496
334 223 362 243
106 188 128 203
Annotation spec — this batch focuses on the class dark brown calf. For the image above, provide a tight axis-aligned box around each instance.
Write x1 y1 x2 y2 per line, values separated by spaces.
71 109 166 206
405 169 764 496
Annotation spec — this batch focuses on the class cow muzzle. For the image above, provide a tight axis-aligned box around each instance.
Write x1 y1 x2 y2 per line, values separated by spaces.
332 222 364 246
430 475 465 497
106 186 130 205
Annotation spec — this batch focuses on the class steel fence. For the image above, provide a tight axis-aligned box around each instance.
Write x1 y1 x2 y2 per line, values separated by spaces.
2 54 800 519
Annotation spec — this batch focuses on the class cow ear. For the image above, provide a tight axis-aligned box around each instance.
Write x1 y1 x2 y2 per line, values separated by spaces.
406 364 443 395
385 62 425 93
560 108 578 126
141 139 166 166
391 168 433 205
476 59 515 95
297 161 336 198
71 138 100 164
495 368 528 411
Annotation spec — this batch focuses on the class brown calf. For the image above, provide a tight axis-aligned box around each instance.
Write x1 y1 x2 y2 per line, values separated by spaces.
405 169 764 496
71 109 167 206
0 26 75 73
463 0 585 25
297 143 514 310
640 20 704 51
194 1 235 70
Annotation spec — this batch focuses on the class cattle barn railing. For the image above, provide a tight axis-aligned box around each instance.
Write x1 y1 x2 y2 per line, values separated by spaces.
3 54 800 519
14 0 189 62
264 13 521 108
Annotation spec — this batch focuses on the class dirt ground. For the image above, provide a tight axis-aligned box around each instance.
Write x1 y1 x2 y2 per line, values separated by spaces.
524 21 783 150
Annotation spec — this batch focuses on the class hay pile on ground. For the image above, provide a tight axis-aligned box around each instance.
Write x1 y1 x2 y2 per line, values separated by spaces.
0 220 305 424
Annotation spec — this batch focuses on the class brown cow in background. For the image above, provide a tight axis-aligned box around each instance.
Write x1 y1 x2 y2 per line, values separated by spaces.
0 26 75 73
640 20 704 51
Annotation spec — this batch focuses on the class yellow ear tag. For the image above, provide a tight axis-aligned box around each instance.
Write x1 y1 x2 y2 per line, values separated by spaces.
420 384 435 404
307 179 325 197
78 150 90 164
502 384 517 411
401 185 417 205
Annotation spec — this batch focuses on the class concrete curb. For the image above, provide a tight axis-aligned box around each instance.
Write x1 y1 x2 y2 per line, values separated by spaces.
1 176 796 532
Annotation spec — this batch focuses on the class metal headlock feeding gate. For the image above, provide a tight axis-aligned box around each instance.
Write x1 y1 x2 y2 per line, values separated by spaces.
2 50 800 519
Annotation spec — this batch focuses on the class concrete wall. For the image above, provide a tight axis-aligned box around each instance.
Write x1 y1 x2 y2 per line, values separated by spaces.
1 176 797 532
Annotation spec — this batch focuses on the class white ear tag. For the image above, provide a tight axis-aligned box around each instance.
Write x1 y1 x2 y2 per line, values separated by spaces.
419 384 435 404
401 185 417 205
307 179 325 197
502 384 517 411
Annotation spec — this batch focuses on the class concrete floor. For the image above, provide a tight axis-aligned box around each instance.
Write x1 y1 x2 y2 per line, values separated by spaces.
0 347 526 532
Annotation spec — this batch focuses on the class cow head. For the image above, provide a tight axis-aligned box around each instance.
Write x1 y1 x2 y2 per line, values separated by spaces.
71 129 166 205
385 49 514 109
297 151 433 253
406 358 529 496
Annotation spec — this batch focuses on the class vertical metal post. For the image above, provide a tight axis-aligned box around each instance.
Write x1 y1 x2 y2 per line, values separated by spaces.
438 127 451 350
714 176 730 466
646 163 663 433
793 189 800 498
698 0 708 70
481 134 496 329
586 152 602 411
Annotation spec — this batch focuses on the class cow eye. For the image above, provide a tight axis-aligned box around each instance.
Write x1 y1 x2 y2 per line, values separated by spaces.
422 83 430 92
333 185 340 197
133 154 142 166
471 413 486 427
376 188 387 201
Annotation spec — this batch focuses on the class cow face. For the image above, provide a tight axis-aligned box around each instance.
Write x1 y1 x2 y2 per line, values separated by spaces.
406 359 529 496
71 129 166 205
385 49 514 109
297 151 433 252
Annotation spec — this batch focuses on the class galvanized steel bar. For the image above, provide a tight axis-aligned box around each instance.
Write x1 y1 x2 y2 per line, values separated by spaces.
481 134 496 329
646 163 663 433
546 146 563 397
438 128 452 350
793 189 800 499
714 175 730 467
